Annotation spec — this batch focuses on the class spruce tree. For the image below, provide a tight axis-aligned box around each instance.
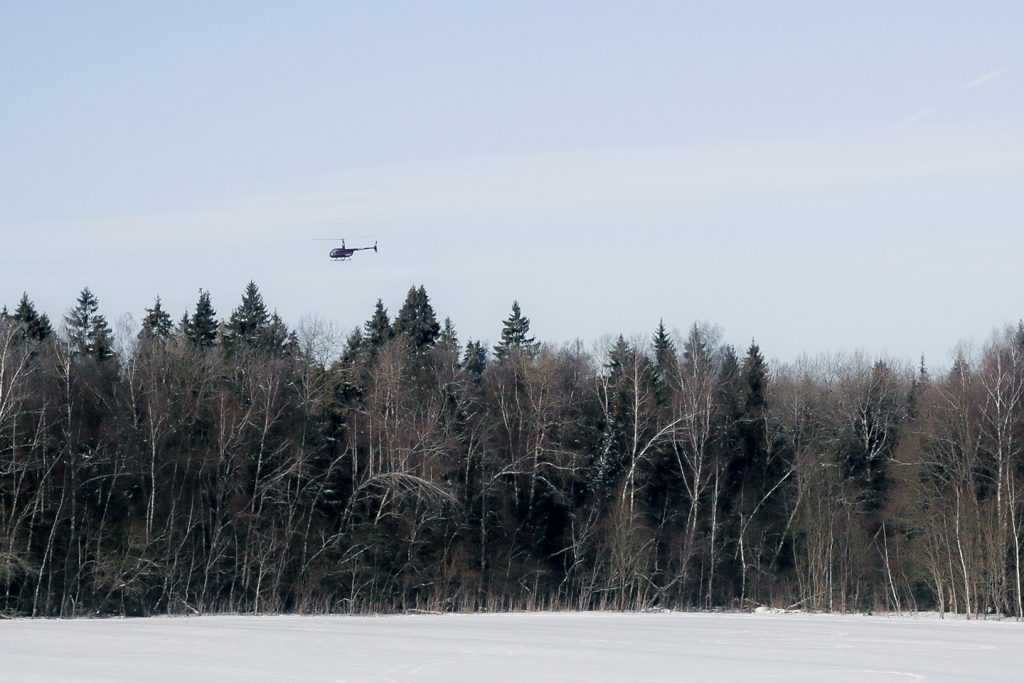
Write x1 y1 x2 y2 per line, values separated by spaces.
226 281 270 351
493 300 539 361
64 287 114 360
14 293 53 341
652 319 675 374
187 289 219 348
652 319 676 402
340 327 366 366
140 296 173 342
741 341 767 415
91 316 115 361
177 311 191 339
462 339 487 375
363 299 393 352
393 285 440 350
840 360 904 518
734 341 769 482
65 289 94 354
606 335 633 384
264 311 297 356
682 324 710 373
439 317 459 354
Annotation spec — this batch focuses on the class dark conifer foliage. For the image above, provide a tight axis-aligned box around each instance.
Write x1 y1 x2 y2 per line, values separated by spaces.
64 287 114 360
2 283 1024 619
187 289 218 348
493 300 539 361
462 339 487 375
363 298 393 352
439 317 459 354
225 281 270 351
652 319 676 403
393 285 440 350
265 311 297 356
140 296 173 342
14 293 53 341
652 319 675 372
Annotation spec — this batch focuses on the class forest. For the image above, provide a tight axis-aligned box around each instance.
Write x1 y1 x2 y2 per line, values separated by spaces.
1 283 1023 619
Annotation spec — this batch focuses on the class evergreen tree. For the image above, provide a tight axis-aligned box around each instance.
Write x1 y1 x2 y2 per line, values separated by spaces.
741 341 767 416
839 360 905 518
64 287 114 360
462 339 487 375
715 345 742 422
652 319 676 374
187 289 219 348
177 311 191 339
652 319 676 403
729 340 770 490
682 324 710 373
264 311 297 356
139 296 173 342
91 317 115 361
393 285 440 350
363 299 393 351
14 292 53 341
493 300 539 361
438 317 459 354
606 334 633 385
340 327 366 366
226 281 270 351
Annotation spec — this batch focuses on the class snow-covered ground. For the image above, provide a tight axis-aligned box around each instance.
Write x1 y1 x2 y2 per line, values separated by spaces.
1 611 1021 681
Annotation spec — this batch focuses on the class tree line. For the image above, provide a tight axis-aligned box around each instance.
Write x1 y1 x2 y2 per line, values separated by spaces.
1 283 1023 618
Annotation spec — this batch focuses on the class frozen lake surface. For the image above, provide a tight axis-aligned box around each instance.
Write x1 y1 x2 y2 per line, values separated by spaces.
1 611 1021 681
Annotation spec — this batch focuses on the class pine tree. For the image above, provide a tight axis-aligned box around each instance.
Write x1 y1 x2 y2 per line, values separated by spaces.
139 296 173 342
64 287 114 360
187 289 219 348
393 285 440 350
225 281 270 351
14 293 53 341
363 299 393 351
493 300 539 361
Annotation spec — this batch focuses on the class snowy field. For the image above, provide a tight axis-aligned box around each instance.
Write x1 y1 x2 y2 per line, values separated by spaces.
1 612 1021 682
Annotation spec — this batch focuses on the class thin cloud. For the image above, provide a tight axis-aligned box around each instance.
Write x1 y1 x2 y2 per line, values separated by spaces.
886 108 936 132
965 67 1009 89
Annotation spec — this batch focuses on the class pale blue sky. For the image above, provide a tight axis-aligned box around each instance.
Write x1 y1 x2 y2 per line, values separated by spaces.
2 1 1022 364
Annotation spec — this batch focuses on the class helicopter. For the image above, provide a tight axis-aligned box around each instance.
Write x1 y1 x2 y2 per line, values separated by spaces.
316 238 378 261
